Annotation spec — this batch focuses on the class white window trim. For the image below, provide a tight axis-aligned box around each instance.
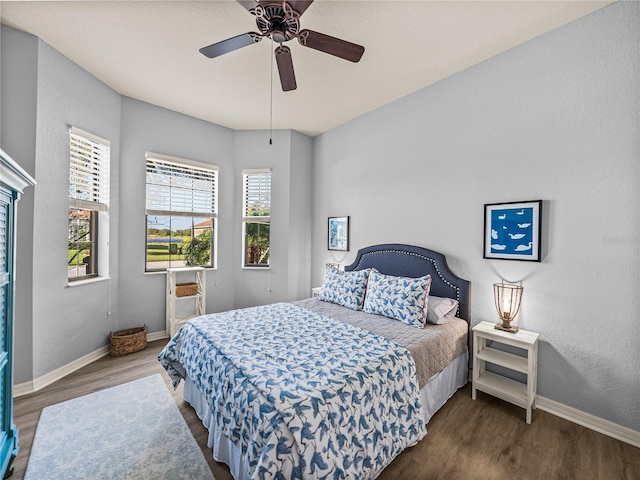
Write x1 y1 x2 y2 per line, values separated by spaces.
145 151 215 172
145 152 218 271
69 125 110 146
68 126 110 282
242 168 271 268
66 276 110 288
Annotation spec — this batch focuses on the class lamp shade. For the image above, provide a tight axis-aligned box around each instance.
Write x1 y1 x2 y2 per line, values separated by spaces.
493 283 523 333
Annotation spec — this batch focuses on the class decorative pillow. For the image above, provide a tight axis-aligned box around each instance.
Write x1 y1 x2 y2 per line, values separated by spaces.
426 296 459 325
363 270 432 328
317 267 371 311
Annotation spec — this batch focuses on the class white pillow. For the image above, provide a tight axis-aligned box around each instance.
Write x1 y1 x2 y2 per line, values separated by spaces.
426 296 459 324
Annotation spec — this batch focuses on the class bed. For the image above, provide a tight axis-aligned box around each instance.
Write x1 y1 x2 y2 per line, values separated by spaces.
159 243 471 480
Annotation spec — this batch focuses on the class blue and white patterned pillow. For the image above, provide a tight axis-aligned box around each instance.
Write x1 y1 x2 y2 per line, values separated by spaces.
363 270 432 328
317 267 371 310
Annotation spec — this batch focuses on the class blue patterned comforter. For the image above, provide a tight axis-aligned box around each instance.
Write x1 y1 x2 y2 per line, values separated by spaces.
158 303 426 479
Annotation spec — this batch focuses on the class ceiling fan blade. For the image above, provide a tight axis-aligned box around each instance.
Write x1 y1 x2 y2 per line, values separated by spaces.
297 29 364 63
284 0 314 17
199 32 262 59
274 45 297 91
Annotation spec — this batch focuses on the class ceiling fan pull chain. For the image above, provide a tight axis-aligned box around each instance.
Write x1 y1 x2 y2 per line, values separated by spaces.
269 41 274 145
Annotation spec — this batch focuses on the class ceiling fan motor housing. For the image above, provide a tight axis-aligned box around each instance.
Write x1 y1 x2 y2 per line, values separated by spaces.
253 2 300 43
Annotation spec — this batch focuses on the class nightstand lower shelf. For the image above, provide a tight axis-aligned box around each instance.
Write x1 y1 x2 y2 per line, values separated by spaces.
474 371 528 408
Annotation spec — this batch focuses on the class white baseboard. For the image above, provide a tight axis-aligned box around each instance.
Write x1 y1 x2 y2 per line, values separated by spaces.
12 381 34 398
13 330 169 398
147 330 169 342
13 345 109 397
537 395 640 448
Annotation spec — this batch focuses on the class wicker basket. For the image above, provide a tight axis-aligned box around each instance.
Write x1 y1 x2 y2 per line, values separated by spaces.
176 282 198 297
109 324 147 356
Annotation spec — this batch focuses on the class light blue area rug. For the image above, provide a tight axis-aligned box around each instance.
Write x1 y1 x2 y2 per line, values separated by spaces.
25 374 215 480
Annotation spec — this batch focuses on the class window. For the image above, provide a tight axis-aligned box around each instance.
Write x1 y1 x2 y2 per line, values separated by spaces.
68 127 110 282
242 169 271 267
145 153 218 271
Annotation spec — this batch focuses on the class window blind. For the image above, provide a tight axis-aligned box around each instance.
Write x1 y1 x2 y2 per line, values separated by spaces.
243 169 271 223
145 153 218 218
69 127 110 212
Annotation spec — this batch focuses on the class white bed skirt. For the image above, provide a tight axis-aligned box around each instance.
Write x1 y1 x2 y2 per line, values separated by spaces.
184 351 468 480
419 351 469 424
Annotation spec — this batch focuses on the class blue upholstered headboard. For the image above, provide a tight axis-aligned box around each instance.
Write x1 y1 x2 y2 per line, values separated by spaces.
344 243 471 322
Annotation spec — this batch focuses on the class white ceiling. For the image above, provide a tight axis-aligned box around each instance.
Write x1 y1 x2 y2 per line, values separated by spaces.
1 0 611 136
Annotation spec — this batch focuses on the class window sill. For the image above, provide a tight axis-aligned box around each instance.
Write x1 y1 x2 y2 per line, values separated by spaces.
241 266 271 270
144 267 217 275
67 276 110 288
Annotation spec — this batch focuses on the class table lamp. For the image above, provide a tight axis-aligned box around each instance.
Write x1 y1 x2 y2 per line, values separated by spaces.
493 282 523 333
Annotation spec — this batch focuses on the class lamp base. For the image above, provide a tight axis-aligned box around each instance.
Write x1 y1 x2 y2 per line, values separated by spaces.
495 322 519 334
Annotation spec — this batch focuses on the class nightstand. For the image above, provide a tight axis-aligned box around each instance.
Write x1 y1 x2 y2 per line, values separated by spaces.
311 287 321 297
472 321 540 424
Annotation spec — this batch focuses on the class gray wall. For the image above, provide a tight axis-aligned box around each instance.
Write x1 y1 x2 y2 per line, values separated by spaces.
1 27 123 382
118 97 237 329
1 27 38 383
32 40 122 380
232 130 312 309
287 131 313 300
118 116 312 329
311 1 639 431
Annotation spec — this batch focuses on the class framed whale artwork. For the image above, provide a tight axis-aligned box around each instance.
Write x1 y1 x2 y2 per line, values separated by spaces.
483 200 542 261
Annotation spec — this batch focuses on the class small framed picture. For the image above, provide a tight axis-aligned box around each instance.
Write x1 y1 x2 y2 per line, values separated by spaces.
328 216 350 251
483 200 542 261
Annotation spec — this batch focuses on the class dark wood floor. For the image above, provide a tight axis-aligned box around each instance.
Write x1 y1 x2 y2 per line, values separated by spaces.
13 340 639 480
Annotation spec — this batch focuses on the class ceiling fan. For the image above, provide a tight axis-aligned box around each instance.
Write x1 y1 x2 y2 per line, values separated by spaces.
199 0 365 92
